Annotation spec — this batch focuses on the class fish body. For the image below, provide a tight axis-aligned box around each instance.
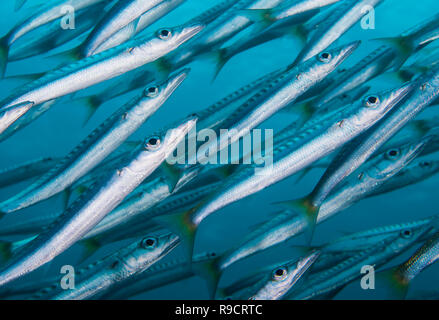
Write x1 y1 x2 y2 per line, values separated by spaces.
52 233 180 300
0 70 189 214
0 116 197 287
0 23 203 136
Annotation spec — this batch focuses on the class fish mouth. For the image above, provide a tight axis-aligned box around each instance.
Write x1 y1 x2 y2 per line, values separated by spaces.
383 82 415 113
179 24 205 44
160 233 181 256
404 136 433 164
162 68 190 97
335 40 361 65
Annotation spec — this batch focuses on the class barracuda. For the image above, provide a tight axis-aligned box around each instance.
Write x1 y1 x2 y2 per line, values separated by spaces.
187 137 430 297
285 66 439 230
0 22 203 137
0 157 60 189
287 222 434 300
0 116 197 287
158 82 413 282
93 0 187 55
81 0 169 57
189 41 360 166
50 233 180 300
0 0 115 76
245 251 320 300
0 70 189 215
292 0 384 65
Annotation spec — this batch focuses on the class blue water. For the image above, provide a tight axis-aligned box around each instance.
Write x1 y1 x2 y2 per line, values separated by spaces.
0 0 438 300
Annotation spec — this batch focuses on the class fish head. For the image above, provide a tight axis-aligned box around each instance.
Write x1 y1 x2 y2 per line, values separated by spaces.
308 40 360 74
115 233 180 275
368 136 432 180
133 115 198 172
350 82 416 129
151 23 205 51
139 68 190 108
387 223 435 254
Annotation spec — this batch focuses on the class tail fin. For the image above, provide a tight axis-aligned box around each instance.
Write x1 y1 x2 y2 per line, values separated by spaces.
0 36 10 78
153 57 173 81
160 163 185 193
208 48 231 81
239 9 276 30
78 237 102 263
372 36 414 71
375 266 409 300
154 208 199 261
0 241 12 264
192 255 223 299
282 100 316 124
379 67 419 84
290 25 309 45
274 196 319 244
46 46 81 63
73 95 103 126
14 0 27 11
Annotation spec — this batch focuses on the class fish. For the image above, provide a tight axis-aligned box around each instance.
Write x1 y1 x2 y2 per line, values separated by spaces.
101 251 217 299
51 233 180 300
0 157 60 189
189 136 429 297
0 0 115 76
375 230 439 299
8 2 109 62
0 115 197 287
292 0 384 65
245 251 320 300
211 8 319 77
0 22 203 137
287 221 434 300
190 41 360 166
284 65 439 228
242 0 341 28
81 0 170 57
93 0 188 55
0 69 190 215
158 81 413 281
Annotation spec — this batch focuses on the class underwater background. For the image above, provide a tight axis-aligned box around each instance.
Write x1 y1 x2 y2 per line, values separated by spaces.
0 0 438 299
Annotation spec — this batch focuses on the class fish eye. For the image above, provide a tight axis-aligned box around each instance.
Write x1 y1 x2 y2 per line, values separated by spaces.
272 267 288 281
401 229 412 238
145 86 159 97
386 148 400 159
110 261 120 269
318 52 332 63
141 237 157 249
158 28 172 40
420 161 431 168
144 136 161 150
364 95 380 108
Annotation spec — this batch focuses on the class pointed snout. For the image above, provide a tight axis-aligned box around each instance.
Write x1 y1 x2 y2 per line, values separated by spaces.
331 40 361 66
179 24 205 43
163 68 191 97
160 233 181 255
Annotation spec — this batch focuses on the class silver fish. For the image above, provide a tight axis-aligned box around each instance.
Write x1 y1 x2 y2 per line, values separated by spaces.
0 22 203 137
0 157 60 189
81 0 168 57
159 81 413 277
0 0 114 76
51 233 180 300
0 116 197 287
0 69 189 215
293 0 384 65
93 0 187 54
